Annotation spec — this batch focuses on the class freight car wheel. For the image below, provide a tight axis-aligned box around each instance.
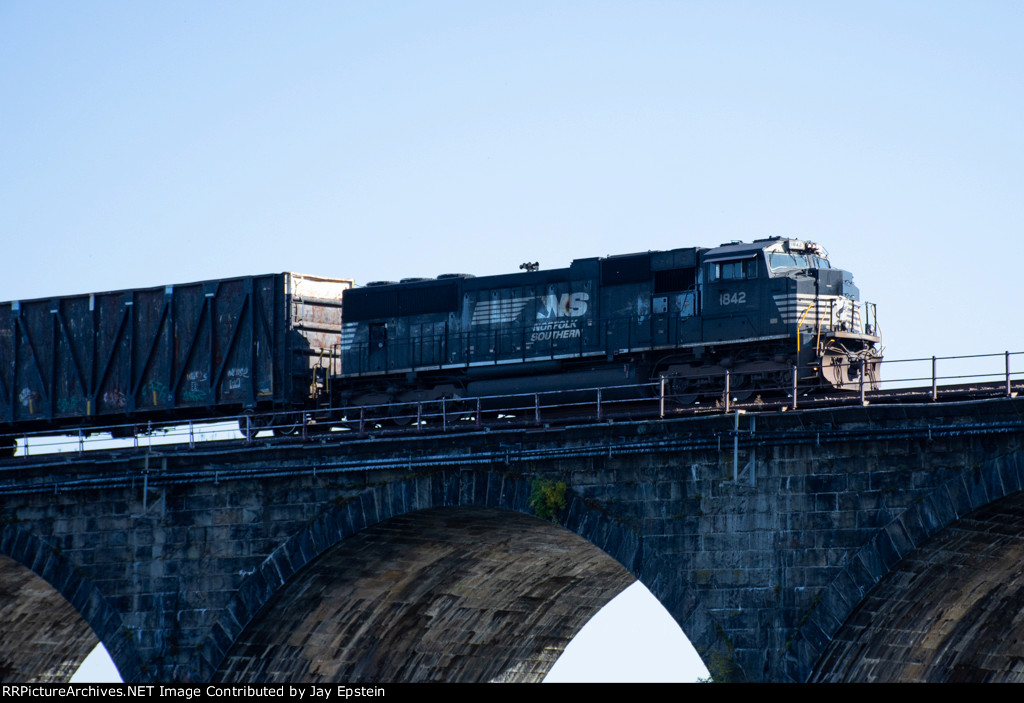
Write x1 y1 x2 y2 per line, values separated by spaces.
238 411 270 440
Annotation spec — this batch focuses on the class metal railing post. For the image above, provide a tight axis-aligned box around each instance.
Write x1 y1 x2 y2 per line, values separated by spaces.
1007 351 1012 397
931 356 938 401
596 388 603 421
792 365 798 410
441 398 447 432
859 365 866 405
358 407 366 437
476 398 482 429
534 393 541 426
724 370 731 414
416 403 422 431
189 421 195 449
78 430 84 455
749 414 756 487
660 376 666 419
733 410 739 482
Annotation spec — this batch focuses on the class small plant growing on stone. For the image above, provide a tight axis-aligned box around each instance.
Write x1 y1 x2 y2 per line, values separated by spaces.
529 478 567 521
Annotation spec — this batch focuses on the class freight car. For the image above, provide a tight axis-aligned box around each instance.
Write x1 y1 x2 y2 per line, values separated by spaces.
334 237 881 411
0 273 350 452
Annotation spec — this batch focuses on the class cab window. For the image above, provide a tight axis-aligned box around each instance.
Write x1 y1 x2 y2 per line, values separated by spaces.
709 259 758 281
767 253 831 272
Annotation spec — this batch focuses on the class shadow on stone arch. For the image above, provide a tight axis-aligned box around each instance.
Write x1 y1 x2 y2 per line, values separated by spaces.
0 525 136 682
810 489 1024 682
212 506 637 682
783 448 1024 682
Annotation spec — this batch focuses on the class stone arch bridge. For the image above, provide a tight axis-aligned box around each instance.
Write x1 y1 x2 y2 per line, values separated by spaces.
2 396 1024 683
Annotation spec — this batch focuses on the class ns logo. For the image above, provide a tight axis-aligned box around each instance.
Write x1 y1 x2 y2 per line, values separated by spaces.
537 292 589 319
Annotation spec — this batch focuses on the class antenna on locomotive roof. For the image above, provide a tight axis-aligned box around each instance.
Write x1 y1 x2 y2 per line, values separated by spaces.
520 262 539 272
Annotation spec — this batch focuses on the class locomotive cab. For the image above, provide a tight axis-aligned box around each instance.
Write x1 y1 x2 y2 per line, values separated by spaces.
758 238 881 389
694 237 881 392
702 241 767 343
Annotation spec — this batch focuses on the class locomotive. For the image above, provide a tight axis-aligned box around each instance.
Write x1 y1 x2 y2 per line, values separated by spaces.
0 237 880 447
334 237 881 410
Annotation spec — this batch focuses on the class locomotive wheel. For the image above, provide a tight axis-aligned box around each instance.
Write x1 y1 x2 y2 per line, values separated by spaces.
726 373 753 402
664 378 697 406
272 414 302 437
386 401 419 426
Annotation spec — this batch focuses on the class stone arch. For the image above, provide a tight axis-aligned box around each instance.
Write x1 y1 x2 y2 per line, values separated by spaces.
789 449 1024 681
0 523 139 682
196 468 714 682
809 489 1024 681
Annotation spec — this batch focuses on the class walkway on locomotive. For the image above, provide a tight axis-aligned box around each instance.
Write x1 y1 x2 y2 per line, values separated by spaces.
336 238 875 382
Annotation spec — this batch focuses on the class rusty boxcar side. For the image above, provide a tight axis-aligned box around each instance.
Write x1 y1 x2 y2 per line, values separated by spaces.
0 273 350 435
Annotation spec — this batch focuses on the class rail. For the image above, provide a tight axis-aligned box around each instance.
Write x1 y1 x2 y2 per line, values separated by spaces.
2 349 1022 459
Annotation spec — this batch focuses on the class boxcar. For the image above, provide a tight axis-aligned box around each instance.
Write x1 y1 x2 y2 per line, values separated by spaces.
0 272 350 438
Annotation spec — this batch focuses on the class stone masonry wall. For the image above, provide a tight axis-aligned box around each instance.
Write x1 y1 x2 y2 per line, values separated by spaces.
0 396 1021 682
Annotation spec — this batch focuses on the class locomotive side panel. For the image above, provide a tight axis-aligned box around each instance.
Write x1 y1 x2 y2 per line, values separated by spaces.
700 249 767 343
598 252 653 353
649 248 702 350
515 278 597 362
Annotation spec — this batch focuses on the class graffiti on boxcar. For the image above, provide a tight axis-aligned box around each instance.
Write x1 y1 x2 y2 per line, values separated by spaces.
103 389 127 409
19 388 39 413
142 381 170 406
227 366 249 390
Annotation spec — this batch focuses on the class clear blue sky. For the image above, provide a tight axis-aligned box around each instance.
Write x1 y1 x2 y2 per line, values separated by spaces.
5 0 1021 681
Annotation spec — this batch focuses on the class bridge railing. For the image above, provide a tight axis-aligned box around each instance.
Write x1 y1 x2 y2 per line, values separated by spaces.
2 350 1023 459
874 351 1024 399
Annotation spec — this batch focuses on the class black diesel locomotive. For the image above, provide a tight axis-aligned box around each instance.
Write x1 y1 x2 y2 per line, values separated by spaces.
336 237 881 408
0 237 880 445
